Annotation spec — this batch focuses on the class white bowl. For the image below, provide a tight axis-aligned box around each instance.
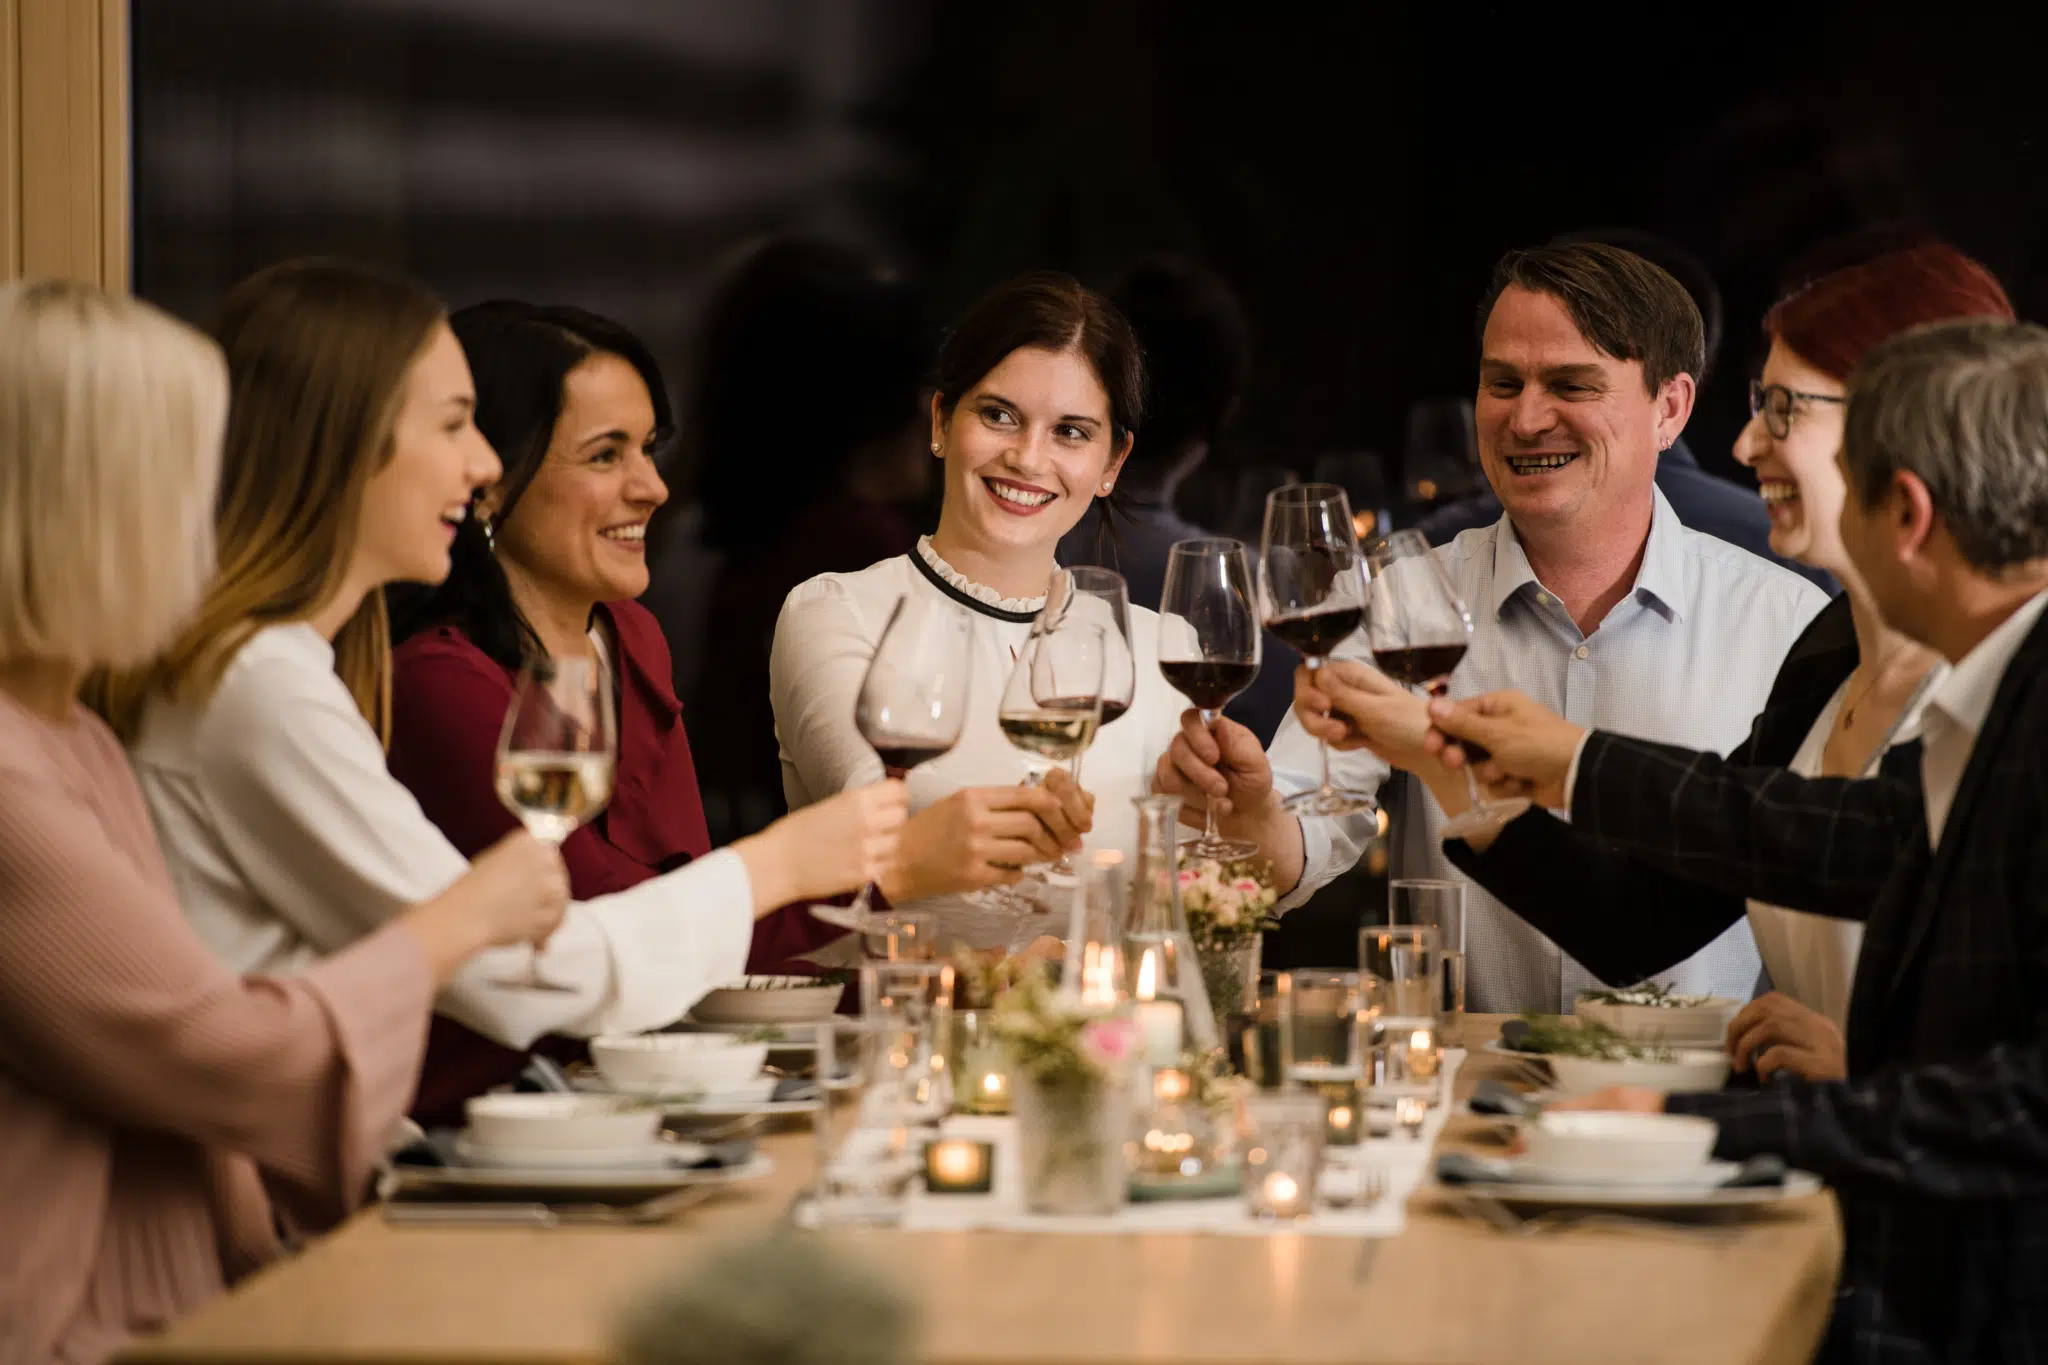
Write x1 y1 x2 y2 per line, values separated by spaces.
462 1093 661 1152
590 1033 770 1093
1522 1110 1718 1183
1543 1048 1730 1098
1575 995 1742 1046
689 976 844 1025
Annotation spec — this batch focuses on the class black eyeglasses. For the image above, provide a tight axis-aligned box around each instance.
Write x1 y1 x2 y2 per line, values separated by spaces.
1748 380 1846 439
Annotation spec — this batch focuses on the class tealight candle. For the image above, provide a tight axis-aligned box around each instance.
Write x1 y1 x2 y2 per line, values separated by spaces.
1153 1067 1192 1104
1407 1026 1439 1080
1395 1095 1428 1139
923 1138 994 1194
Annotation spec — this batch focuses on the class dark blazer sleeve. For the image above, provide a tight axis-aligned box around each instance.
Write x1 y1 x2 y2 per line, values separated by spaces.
1441 594 1857 984
1568 731 1923 921
1668 1038 2048 1202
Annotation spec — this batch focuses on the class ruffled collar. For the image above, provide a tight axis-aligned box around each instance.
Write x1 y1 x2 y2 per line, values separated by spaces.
915 536 1049 614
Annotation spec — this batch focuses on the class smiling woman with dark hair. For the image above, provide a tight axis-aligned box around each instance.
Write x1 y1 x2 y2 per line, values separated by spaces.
386 300 908 1119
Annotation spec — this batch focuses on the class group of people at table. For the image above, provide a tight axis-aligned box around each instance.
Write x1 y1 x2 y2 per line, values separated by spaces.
0 230 2041 1365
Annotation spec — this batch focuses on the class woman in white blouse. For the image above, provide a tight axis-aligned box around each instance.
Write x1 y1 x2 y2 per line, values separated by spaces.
771 272 1186 947
93 259 906 1054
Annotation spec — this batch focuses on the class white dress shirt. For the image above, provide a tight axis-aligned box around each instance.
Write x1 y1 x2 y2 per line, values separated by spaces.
129 623 755 1050
771 538 1185 947
1919 587 2048 847
1273 490 1830 1012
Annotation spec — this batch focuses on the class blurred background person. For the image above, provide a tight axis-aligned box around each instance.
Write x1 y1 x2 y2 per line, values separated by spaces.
0 278 565 1365
648 240 934 846
1417 228 1834 593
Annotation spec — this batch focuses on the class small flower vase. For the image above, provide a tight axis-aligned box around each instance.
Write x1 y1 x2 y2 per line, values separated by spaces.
1012 1072 1132 1216
1197 935 1262 1030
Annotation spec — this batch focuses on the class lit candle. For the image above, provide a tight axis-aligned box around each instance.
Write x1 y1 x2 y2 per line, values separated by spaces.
1153 1067 1192 1104
1252 1170 1310 1218
1407 1026 1439 1080
1326 1102 1356 1142
1395 1095 1428 1139
1134 1001 1184 1068
923 1138 993 1194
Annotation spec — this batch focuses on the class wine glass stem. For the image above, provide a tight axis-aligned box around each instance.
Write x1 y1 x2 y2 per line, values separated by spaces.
1200 709 1223 845
1306 659 1335 796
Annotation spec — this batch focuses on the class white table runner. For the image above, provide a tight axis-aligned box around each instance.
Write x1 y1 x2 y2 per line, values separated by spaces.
901 1052 1463 1238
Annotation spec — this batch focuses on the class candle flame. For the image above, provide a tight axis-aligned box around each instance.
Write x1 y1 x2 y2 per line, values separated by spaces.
1135 949 1157 1001
1265 1172 1300 1203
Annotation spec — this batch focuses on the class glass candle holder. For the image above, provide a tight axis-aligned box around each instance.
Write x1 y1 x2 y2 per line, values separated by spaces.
1371 1016 1442 1104
1390 880 1465 1045
1242 1092 1324 1221
950 1010 1011 1116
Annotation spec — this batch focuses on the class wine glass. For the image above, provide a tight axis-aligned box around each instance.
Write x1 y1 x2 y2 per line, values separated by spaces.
1037 566 1136 773
1258 482 1377 817
842 594 974 925
1158 538 1262 859
1362 530 1530 838
490 656 615 990
997 619 1107 880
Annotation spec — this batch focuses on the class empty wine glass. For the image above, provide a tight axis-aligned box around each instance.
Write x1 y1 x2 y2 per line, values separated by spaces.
844 594 974 925
997 619 1107 880
1259 482 1377 818
490 655 614 990
1362 530 1529 839
1158 538 1262 859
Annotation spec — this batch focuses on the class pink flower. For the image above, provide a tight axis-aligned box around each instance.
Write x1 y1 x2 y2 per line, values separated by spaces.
1178 868 1200 886
1081 1017 1137 1066
1233 878 1260 895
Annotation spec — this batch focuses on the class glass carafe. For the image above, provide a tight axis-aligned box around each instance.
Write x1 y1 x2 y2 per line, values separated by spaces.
1126 795 1220 1054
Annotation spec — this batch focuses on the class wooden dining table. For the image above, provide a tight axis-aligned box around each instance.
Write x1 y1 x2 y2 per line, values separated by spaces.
123 1016 1841 1365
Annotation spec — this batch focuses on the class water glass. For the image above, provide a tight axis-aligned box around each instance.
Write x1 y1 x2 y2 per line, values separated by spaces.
860 961 955 1124
861 911 939 962
1229 970 1293 1088
1242 1092 1325 1220
807 1019 917 1226
1278 969 1368 1146
1390 880 1465 1045
1359 923 1440 1023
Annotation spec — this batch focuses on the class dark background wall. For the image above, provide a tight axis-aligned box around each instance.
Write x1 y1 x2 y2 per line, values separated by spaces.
136 0 2048 497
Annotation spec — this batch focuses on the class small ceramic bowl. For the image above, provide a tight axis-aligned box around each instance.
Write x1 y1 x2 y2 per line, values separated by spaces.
1520 1110 1719 1184
1575 995 1743 1047
590 1033 770 1093
689 976 844 1025
462 1093 661 1152
1543 1048 1730 1098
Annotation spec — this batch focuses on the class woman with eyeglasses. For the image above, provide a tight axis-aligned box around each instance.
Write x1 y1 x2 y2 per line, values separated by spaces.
1294 240 2011 1082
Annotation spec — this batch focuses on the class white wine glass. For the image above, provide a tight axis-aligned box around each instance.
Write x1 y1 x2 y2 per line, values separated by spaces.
1362 530 1529 838
1258 482 1376 817
997 619 1107 881
1158 538 1262 859
490 655 614 990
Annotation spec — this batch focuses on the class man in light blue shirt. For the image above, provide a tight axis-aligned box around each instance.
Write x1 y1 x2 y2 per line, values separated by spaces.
1155 242 1828 1012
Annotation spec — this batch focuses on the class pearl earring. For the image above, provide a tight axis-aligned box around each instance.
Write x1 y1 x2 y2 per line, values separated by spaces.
930 441 941 454
478 510 496 552
1099 483 1113 495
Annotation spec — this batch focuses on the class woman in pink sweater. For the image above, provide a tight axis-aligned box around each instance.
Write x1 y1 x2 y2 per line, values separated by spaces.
0 278 568 1364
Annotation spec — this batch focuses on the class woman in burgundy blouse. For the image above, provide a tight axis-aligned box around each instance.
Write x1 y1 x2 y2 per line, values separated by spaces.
387 301 849 1120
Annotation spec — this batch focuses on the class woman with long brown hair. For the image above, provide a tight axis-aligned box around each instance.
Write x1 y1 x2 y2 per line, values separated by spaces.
99 258 906 1064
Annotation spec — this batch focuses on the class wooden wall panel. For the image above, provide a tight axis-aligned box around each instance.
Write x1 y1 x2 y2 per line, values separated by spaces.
3 0 127 288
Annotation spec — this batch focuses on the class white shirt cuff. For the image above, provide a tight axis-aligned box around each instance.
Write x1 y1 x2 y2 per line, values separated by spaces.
1562 731 1594 810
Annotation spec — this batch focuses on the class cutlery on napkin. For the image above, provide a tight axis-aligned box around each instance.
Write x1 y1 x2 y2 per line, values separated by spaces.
1434 1151 1787 1189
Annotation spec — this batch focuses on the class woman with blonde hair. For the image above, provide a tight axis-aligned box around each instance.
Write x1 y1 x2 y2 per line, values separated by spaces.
0 279 567 1363
96 258 905 1067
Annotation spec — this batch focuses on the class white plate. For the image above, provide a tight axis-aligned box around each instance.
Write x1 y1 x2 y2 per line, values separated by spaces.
1512 1157 1734 1189
1480 1039 1730 1096
384 1152 775 1196
691 975 845 1025
451 1135 707 1171
570 1073 821 1118
1439 1168 1821 1210
1575 996 1742 1047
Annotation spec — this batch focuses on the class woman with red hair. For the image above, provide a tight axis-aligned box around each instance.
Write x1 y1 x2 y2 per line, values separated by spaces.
1301 240 2014 1081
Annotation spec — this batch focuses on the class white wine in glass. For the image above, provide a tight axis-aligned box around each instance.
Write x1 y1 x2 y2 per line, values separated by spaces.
997 619 1106 880
490 655 614 991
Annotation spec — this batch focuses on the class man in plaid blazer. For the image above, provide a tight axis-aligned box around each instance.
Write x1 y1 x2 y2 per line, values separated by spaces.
1430 319 2048 1363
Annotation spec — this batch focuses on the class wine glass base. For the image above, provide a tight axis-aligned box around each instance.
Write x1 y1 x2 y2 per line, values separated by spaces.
1175 832 1263 861
1439 798 1532 841
1282 786 1379 818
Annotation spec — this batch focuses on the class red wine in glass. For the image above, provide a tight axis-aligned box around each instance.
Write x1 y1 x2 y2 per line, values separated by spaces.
1370 643 1492 761
1160 659 1258 713
867 738 958 775
1266 605 1364 658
